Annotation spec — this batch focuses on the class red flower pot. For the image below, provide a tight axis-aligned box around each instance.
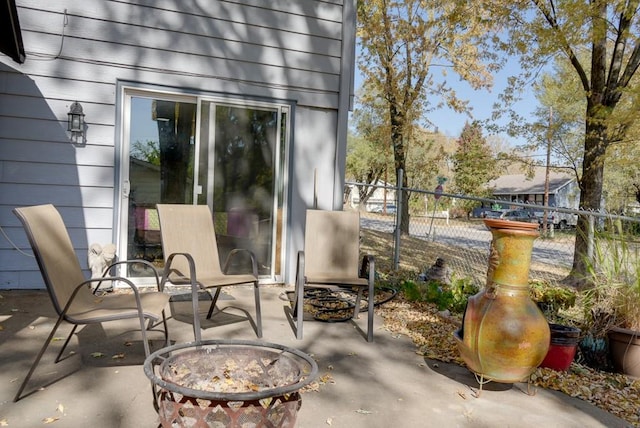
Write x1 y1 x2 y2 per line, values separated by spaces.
540 324 580 371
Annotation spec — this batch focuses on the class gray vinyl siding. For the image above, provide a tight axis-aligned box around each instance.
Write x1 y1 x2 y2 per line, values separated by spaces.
0 0 354 289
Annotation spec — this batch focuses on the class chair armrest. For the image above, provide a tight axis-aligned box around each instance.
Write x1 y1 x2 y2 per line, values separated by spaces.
222 248 258 278
296 250 305 283
63 275 147 320
159 252 198 292
100 259 161 292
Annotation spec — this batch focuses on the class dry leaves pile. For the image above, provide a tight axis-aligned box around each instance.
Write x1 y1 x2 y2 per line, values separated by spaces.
377 296 640 427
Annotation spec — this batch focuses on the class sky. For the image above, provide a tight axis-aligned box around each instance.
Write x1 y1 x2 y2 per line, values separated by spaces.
352 57 538 147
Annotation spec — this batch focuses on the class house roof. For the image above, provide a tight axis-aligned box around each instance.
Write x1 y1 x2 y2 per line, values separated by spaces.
488 170 576 195
1 0 25 64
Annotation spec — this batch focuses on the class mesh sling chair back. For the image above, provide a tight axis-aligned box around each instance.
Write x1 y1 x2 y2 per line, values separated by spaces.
293 209 375 342
156 204 261 342
12 204 170 402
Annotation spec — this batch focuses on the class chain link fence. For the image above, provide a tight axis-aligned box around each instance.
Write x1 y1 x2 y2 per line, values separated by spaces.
345 180 640 288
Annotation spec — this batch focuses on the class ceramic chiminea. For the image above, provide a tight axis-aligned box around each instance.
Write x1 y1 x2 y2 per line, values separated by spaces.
454 219 550 387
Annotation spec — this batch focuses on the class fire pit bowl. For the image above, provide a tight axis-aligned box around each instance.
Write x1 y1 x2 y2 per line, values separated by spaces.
144 339 319 428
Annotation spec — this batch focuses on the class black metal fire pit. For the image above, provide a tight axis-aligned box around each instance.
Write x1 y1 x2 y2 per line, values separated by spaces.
144 340 318 428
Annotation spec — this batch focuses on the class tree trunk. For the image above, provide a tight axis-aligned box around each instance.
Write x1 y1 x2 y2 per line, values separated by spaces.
389 104 410 234
569 117 607 287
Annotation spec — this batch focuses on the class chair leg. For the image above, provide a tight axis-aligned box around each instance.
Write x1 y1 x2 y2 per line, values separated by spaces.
55 324 78 363
161 310 169 347
367 283 374 343
147 310 170 348
253 282 262 338
191 283 202 343
353 288 363 319
294 252 305 340
205 287 222 319
14 314 66 402
366 256 376 342
296 281 304 340
137 314 152 358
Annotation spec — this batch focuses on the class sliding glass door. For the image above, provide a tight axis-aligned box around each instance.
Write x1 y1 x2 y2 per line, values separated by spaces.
119 89 289 282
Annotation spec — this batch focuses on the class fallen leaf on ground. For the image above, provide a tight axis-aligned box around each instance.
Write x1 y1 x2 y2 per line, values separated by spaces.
377 295 640 427
112 353 125 359
0 419 8 426
42 417 59 424
90 352 105 358
355 409 372 414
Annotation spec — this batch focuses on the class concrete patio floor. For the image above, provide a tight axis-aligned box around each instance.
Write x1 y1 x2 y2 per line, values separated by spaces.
0 286 633 428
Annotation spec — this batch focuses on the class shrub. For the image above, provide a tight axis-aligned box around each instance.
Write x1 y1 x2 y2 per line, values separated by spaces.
529 280 577 319
400 276 478 314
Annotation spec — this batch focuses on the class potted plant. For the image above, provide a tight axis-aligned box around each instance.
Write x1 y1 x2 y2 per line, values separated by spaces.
529 280 577 319
529 281 581 371
606 270 640 377
581 232 640 377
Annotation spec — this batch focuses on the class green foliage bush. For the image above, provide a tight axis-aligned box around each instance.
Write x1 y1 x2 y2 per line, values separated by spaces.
529 280 577 317
400 277 479 313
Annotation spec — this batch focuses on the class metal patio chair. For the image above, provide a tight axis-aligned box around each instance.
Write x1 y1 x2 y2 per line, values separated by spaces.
292 209 376 342
13 204 170 402
156 204 261 342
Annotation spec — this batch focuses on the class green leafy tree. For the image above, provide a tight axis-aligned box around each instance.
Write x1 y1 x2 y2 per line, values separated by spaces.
347 96 393 207
405 129 452 214
488 0 640 284
131 140 160 165
527 61 585 180
345 132 390 207
452 122 498 217
530 58 640 213
357 0 497 233
347 112 450 213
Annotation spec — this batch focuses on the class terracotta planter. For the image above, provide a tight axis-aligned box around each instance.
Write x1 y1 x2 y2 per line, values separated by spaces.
608 326 640 378
454 219 550 383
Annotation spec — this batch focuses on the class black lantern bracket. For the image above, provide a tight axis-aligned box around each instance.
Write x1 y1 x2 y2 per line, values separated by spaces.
67 101 85 143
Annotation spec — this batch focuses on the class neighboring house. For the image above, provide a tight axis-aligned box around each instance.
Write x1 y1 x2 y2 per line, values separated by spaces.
487 170 580 209
475 170 580 227
346 180 397 212
0 0 357 289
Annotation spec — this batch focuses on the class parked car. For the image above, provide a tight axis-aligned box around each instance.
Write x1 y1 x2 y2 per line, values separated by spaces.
499 209 537 224
371 204 397 214
551 210 578 229
532 210 555 229
482 210 505 219
530 210 576 230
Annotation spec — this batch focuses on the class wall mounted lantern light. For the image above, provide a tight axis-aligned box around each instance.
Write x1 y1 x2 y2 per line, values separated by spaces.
67 101 85 142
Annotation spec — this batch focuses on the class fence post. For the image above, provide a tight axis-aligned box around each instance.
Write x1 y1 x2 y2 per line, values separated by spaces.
394 169 403 270
587 213 594 260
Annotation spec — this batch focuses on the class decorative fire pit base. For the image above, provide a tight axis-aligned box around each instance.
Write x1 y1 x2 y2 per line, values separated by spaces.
144 340 319 428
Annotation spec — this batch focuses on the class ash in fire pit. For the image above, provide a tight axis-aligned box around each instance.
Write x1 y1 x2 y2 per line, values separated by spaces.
161 348 301 394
